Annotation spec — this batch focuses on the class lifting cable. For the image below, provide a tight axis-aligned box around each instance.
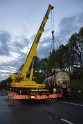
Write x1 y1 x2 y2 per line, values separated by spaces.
51 9 55 52
51 8 59 52
51 8 54 31
51 9 55 70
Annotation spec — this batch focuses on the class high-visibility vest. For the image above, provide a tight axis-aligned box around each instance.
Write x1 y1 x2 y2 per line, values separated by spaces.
53 88 56 93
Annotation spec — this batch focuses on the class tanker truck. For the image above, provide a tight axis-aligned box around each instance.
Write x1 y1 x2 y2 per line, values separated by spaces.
43 71 70 97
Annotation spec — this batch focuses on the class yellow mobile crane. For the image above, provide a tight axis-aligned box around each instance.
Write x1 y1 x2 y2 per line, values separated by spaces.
8 4 62 100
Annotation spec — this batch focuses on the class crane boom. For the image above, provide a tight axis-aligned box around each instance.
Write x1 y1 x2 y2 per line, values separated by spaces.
21 4 53 79
10 4 54 89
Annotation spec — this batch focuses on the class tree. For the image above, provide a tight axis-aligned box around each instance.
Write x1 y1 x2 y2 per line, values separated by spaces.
69 28 83 67
55 45 70 69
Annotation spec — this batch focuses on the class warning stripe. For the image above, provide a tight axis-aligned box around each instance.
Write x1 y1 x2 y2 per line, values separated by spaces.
8 92 48 100
36 95 48 99
8 92 29 99
8 92 18 97
49 94 57 98
12 95 29 99
11 95 48 100
8 92 62 100
48 93 62 98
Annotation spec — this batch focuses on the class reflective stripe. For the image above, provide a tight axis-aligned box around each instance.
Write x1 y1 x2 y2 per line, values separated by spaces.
36 95 48 99
12 95 47 100
12 95 29 99
8 92 47 100
8 92 17 97
8 92 62 100
48 93 62 98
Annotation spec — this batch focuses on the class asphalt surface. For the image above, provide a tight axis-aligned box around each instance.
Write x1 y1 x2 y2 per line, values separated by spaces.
0 91 83 124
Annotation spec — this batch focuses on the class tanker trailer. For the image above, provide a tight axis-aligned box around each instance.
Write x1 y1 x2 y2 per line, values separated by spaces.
43 71 70 97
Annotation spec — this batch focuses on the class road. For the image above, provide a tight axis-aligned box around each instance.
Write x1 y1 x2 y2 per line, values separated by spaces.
0 92 83 124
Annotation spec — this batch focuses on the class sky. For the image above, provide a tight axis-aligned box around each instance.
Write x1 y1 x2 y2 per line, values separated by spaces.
0 0 83 81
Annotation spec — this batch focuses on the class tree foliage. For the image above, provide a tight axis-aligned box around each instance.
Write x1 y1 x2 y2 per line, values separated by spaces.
69 27 83 66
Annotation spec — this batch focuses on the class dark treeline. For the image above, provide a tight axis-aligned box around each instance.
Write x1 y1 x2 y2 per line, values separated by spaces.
34 27 83 82
0 27 83 90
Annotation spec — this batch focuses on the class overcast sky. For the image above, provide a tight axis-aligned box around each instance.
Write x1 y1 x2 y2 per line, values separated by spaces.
0 0 83 81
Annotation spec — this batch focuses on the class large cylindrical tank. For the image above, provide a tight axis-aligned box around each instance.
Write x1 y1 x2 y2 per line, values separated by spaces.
43 71 70 88
55 71 70 88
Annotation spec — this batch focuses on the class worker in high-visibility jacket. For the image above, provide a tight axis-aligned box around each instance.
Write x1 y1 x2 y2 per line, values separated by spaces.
53 88 57 93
